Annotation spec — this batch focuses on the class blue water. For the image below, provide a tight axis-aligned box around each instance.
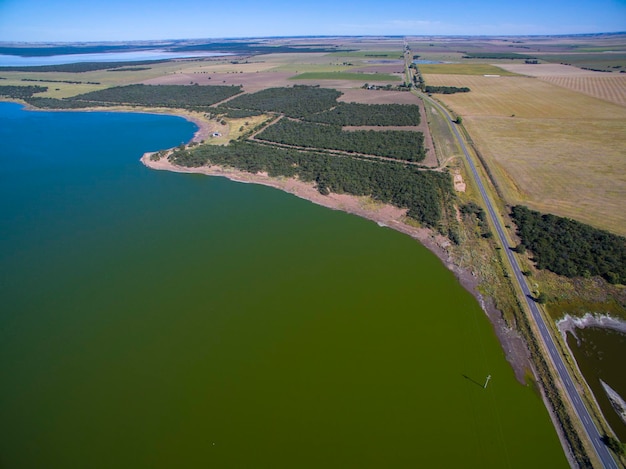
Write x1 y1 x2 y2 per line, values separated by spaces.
0 50 231 66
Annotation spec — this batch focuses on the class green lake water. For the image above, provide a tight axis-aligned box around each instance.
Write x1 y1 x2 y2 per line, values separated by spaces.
0 102 567 468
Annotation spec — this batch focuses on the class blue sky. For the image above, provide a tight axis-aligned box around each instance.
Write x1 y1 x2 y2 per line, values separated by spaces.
0 0 624 42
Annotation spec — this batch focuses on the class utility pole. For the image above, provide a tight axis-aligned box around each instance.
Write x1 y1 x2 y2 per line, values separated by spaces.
483 374 492 389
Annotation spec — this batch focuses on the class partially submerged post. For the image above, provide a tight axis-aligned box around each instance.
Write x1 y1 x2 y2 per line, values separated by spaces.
484 374 492 389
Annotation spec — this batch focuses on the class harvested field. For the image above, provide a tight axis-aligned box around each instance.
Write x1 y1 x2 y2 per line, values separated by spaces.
417 63 518 76
422 74 621 119
497 63 609 77
538 75 626 107
424 72 626 235
498 64 626 106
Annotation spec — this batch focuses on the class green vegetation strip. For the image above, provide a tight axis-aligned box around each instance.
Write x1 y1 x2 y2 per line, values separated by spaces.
329 51 403 59
511 206 626 284
463 52 533 60
68 84 242 108
0 60 168 73
256 119 425 162
21 84 243 110
418 64 517 76
0 85 47 99
223 86 342 118
169 141 451 227
291 72 401 81
423 85 470 94
304 102 420 126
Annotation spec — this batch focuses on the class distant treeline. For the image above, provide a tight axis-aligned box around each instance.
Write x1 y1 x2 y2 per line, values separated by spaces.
24 97 100 109
222 86 342 118
0 45 156 57
0 42 351 58
21 78 101 85
303 102 421 126
0 85 47 99
424 85 470 94
171 41 350 55
23 84 243 110
0 60 167 73
511 205 626 284
169 141 451 227
257 119 425 162
106 67 152 72
462 53 534 60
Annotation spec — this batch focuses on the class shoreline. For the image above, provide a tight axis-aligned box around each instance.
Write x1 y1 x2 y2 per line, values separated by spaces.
2 99 531 384
557 313 626 342
141 150 532 384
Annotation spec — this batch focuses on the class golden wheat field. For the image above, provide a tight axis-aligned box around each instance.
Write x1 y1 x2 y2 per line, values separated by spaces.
497 63 626 107
424 73 626 235
537 76 626 107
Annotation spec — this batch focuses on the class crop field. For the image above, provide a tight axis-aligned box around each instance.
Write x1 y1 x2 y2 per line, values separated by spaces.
539 75 626 106
498 64 626 106
329 51 404 59
423 72 626 235
291 72 401 81
533 52 626 72
417 63 518 76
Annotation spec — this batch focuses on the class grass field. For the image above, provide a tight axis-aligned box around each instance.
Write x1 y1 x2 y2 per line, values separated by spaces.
291 72 401 81
329 51 404 59
423 73 626 235
417 63 518 76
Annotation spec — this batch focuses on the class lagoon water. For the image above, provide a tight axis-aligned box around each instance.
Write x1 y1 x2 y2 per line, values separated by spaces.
0 50 231 66
0 102 567 467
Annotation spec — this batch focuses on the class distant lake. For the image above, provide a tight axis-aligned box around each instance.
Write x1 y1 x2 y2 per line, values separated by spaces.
0 50 231 66
0 102 567 468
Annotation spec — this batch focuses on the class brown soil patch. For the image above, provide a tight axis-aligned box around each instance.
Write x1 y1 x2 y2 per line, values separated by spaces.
453 173 466 192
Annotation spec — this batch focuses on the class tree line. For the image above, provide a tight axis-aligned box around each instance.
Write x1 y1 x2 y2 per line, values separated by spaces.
220 86 343 118
303 102 421 126
256 119 426 162
423 85 470 94
0 85 47 99
0 60 167 73
65 84 243 109
168 141 452 228
510 205 626 284
20 84 243 111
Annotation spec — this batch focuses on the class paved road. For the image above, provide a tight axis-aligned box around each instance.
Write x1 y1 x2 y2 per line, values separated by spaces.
422 95 619 469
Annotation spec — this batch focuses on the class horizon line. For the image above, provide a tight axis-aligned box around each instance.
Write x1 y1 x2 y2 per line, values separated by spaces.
1 31 625 45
